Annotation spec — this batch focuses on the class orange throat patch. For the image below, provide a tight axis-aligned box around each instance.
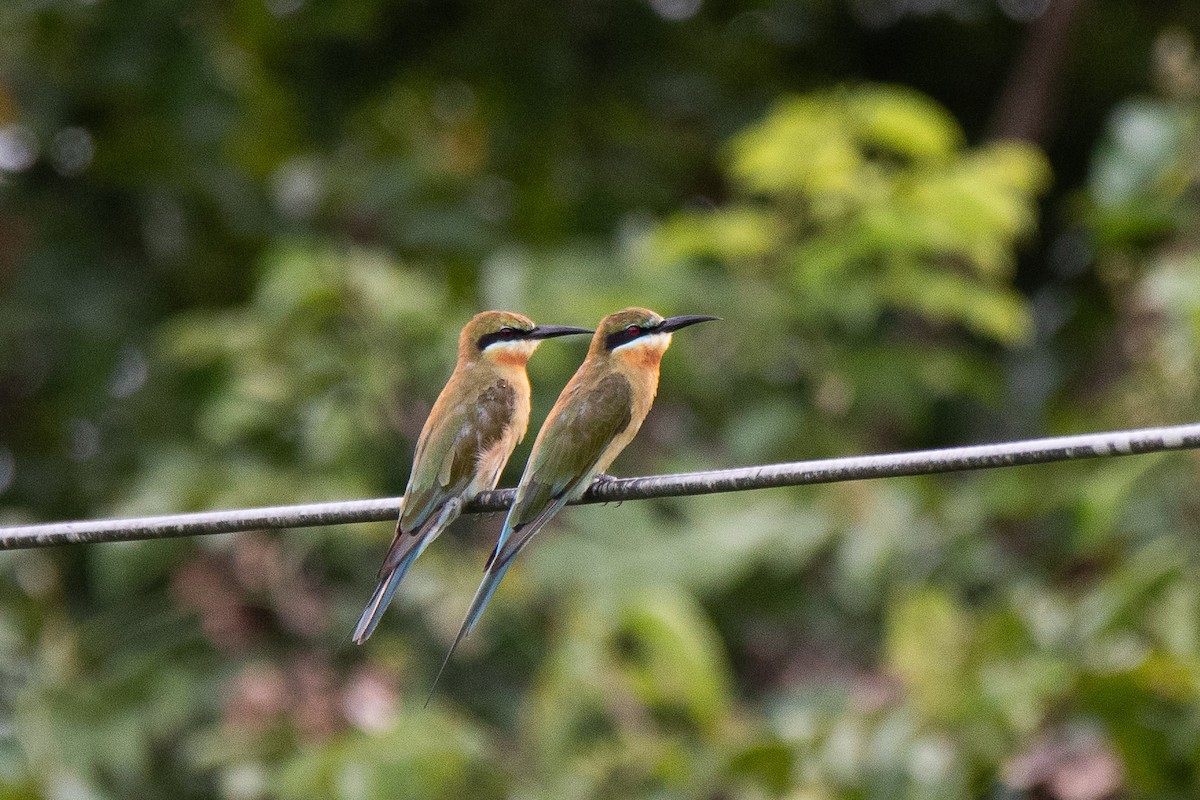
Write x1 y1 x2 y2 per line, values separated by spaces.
614 334 670 371
491 350 531 368
484 339 538 368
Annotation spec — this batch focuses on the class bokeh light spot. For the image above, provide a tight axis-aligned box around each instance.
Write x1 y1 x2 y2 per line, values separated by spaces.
0 125 37 172
109 346 149 398
998 0 1050 22
271 157 323 220
51 127 94 176
68 419 100 462
649 0 702 23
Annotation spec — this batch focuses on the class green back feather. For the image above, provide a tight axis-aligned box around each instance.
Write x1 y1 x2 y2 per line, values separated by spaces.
494 371 632 566
399 378 517 536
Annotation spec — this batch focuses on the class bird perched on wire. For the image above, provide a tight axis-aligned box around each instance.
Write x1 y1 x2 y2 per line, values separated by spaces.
352 311 592 644
432 307 718 679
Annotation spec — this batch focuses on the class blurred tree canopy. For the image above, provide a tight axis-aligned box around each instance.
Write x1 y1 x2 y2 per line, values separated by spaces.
4 0 1200 798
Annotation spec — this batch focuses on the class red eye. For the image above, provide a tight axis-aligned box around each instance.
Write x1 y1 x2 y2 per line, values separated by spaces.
626 325 639 334
499 327 516 339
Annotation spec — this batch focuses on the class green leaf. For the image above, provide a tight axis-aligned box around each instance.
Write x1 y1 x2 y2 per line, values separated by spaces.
848 85 963 161
885 589 972 722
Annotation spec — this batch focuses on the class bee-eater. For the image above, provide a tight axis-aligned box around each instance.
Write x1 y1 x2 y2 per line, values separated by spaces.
352 311 591 644
436 307 718 669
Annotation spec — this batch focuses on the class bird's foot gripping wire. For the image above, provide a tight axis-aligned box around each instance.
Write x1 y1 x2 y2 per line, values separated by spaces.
589 473 622 505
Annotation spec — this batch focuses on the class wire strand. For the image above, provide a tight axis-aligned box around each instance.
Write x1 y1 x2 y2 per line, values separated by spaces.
3 421 1199 551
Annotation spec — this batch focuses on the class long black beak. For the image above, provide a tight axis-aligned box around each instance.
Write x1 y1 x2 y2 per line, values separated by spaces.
658 314 721 333
527 324 594 340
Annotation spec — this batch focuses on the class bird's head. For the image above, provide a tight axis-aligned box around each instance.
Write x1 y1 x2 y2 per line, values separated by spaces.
460 311 592 366
590 307 720 365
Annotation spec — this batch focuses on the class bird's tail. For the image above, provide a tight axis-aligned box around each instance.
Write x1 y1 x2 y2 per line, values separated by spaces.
351 542 426 644
355 499 462 645
425 558 513 706
463 558 513 639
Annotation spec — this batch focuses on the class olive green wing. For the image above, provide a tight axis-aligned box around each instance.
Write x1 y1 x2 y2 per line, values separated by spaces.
490 372 633 568
384 378 517 575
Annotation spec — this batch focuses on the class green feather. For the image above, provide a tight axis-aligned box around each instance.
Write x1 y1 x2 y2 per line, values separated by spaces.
384 378 516 575
493 372 632 567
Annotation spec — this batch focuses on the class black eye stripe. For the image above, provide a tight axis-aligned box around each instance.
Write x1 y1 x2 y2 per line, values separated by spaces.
477 327 528 351
604 322 657 351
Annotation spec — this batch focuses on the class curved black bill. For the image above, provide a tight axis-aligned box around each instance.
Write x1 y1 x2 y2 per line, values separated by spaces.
528 324 594 340
658 314 721 333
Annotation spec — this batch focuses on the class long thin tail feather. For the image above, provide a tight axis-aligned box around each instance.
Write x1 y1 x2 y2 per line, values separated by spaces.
463 559 513 639
426 499 569 699
352 544 424 644
425 559 514 706
356 499 462 644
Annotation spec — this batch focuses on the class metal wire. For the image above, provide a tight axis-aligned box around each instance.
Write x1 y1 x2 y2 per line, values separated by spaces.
2 421 1199 551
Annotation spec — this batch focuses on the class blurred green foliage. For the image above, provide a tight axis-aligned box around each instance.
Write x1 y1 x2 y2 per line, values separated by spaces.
4 1 1200 799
